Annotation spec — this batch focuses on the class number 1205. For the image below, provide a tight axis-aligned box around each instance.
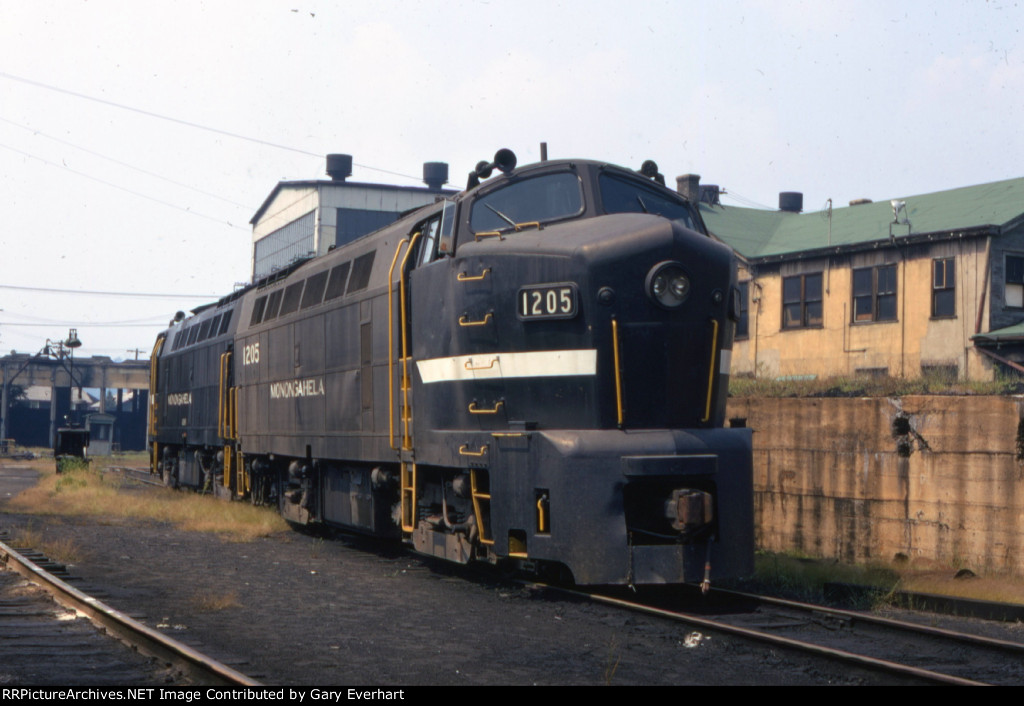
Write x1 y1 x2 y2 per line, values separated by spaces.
517 284 577 320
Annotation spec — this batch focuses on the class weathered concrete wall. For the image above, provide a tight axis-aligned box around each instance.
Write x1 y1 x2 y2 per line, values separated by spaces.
727 395 1024 574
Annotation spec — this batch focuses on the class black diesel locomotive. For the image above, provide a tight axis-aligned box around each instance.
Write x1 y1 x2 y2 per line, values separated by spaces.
149 150 753 585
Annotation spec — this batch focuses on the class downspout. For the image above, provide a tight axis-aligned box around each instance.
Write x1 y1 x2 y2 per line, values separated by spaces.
972 238 992 379
900 247 907 377
974 238 991 335
752 278 762 376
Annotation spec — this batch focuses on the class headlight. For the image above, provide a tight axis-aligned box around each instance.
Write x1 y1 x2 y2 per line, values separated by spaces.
646 262 691 308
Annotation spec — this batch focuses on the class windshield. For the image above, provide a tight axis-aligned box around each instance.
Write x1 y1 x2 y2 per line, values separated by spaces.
599 172 699 231
470 172 584 233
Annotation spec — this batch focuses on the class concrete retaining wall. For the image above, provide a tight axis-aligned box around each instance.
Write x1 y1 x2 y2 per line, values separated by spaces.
727 396 1024 574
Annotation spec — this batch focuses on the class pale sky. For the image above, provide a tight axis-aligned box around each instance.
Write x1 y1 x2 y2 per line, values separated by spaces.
1 0 1021 357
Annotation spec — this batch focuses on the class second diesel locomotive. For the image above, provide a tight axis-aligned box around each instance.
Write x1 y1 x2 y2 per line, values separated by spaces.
149 150 753 586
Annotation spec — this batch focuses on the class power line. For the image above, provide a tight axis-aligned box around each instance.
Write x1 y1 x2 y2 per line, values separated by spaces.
0 70 424 183
0 283 217 299
0 321 168 328
0 114 252 209
2 311 177 326
0 141 249 230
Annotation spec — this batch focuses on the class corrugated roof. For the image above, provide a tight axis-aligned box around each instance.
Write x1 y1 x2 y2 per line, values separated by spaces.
972 321 1024 344
701 176 1024 260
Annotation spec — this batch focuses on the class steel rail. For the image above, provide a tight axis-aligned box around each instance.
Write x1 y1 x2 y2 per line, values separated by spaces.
556 585 987 686
0 538 261 686
714 587 1024 655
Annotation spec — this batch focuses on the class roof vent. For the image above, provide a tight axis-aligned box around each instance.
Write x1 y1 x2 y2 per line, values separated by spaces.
326 154 353 182
779 192 803 213
699 184 721 206
423 162 449 190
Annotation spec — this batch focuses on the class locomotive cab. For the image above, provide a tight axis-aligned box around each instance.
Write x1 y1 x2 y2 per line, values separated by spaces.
401 154 753 584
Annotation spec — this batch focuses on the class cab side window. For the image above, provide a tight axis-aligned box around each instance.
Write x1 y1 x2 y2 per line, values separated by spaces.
416 216 442 266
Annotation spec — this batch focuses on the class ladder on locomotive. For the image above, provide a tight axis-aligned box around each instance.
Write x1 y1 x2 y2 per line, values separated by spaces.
388 227 496 545
388 233 421 533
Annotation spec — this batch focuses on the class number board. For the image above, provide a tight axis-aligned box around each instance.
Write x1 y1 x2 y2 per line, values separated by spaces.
517 283 578 320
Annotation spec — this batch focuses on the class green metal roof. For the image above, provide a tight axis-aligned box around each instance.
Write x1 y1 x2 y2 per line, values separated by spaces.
972 321 1024 344
701 176 1024 260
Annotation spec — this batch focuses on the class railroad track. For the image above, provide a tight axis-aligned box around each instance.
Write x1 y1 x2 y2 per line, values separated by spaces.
0 537 261 686
104 465 165 487
93 464 1024 685
566 584 1024 686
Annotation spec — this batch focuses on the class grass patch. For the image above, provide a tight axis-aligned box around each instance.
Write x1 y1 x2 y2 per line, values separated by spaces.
190 590 242 613
740 551 1024 609
897 571 1024 605
6 458 289 542
728 370 1024 398
740 551 900 607
7 523 85 564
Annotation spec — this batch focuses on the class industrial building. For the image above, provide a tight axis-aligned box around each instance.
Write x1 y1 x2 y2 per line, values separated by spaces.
249 154 456 281
691 176 1024 381
0 353 149 450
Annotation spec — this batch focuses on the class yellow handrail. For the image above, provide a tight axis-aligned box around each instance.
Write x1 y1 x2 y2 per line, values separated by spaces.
148 335 165 437
386 237 411 450
457 268 491 282
459 444 489 457
611 318 624 427
458 312 493 327
398 231 423 450
470 469 494 546
223 444 231 489
702 319 719 423
400 461 416 533
464 357 498 371
468 401 504 415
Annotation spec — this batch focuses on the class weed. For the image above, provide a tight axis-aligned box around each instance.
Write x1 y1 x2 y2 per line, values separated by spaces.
729 370 1024 398
191 590 241 612
6 457 289 542
603 635 621 685
8 524 84 564
56 456 91 475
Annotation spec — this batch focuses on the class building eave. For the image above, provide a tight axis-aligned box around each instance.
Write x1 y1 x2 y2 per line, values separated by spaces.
743 224 999 266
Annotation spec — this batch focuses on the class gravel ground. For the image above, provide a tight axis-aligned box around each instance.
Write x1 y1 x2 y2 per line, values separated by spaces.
0 461 947 686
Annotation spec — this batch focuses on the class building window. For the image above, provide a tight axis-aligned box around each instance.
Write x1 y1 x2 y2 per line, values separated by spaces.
932 258 955 318
736 281 749 339
253 211 316 280
852 264 897 322
1006 255 1024 308
782 273 823 329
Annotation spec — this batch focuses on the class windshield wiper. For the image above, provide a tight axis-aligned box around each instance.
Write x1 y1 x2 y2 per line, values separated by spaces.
485 204 518 228
636 195 649 213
